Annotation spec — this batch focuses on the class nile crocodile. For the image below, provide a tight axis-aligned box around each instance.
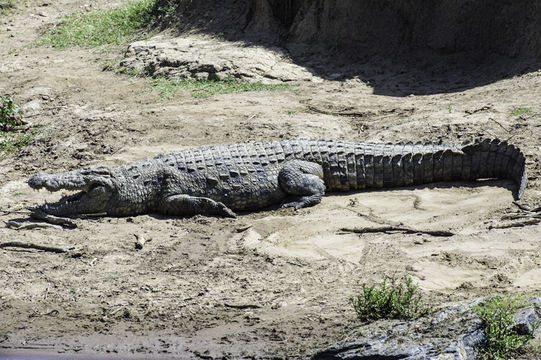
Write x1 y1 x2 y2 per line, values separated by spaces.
28 139 527 218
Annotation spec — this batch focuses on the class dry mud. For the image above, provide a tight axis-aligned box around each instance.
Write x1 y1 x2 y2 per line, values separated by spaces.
1 0 541 359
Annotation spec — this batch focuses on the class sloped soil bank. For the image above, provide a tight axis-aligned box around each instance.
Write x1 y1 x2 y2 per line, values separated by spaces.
1 0 541 359
140 0 541 95
156 0 541 58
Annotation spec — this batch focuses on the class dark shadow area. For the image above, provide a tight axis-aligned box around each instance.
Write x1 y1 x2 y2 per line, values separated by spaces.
149 179 516 217
150 0 541 96
289 48 540 96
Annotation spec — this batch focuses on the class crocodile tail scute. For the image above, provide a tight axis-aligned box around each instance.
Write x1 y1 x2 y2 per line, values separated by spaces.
461 139 527 200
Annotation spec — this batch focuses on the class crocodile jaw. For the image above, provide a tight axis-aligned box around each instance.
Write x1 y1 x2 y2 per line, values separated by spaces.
35 187 111 216
29 170 114 216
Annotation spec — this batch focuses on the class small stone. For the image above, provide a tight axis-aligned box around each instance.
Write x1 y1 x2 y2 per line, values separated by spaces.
514 305 540 336
134 234 152 250
21 99 41 116
527 296 541 309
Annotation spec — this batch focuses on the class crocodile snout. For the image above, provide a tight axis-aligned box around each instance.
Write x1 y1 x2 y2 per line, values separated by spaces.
28 172 88 192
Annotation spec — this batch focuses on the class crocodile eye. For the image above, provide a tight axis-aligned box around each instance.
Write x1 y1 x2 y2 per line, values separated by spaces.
88 184 106 195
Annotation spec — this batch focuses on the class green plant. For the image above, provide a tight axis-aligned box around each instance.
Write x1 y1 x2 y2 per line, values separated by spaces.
37 0 158 48
151 78 292 99
474 295 537 360
510 107 532 117
0 0 16 16
100 59 119 71
521 336 541 360
350 276 431 322
212 32 225 40
0 95 39 154
116 66 146 77
0 95 22 130
157 0 175 17
0 127 41 153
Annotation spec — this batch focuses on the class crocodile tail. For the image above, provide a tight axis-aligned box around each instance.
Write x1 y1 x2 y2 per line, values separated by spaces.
461 139 527 200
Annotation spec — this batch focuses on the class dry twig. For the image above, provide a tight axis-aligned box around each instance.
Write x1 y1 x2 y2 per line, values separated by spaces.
502 213 541 221
513 202 541 213
307 105 368 117
134 234 152 250
224 303 262 309
0 241 74 253
29 208 77 228
489 219 541 229
5 220 63 230
488 118 512 133
339 226 454 237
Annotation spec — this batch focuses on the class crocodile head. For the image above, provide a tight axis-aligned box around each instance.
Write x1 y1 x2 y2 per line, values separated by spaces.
28 166 118 216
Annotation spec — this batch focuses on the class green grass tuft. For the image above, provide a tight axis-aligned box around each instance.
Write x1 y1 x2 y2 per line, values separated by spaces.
37 0 157 48
151 78 292 99
0 95 22 130
510 107 532 117
1 96 41 154
474 295 539 360
350 276 431 322
0 0 17 16
0 128 41 154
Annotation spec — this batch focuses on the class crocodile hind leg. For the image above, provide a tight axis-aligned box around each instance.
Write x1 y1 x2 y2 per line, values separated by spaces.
161 194 237 218
278 160 326 209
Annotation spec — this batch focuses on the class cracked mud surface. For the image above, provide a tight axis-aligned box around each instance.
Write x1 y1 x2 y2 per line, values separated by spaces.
1 0 541 358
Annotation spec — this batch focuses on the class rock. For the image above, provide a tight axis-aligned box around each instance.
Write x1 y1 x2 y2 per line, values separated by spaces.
314 297 541 359
527 296 541 309
514 306 539 335
313 304 485 360
514 297 541 336
120 35 321 83
21 99 41 116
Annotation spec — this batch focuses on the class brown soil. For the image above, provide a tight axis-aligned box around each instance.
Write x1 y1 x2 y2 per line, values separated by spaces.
1 0 541 359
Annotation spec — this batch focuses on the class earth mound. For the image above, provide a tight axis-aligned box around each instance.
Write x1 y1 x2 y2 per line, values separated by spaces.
125 0 541 95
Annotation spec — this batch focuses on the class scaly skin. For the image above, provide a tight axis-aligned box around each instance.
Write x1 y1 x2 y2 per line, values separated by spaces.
28 139 527 218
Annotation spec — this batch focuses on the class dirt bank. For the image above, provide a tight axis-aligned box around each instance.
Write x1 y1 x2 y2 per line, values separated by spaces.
158 0 541 58
154 0 541 96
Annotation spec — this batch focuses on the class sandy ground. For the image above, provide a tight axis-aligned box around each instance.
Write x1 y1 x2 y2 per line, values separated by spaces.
1 0 541 359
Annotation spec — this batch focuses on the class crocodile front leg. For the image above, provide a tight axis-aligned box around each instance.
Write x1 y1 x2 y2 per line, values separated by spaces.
161 194 237 218
278 160 326 209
